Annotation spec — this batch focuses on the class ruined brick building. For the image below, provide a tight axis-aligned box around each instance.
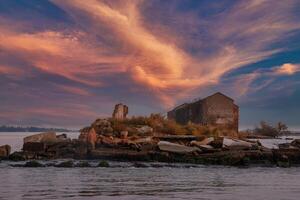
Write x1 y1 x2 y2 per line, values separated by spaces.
167 92 239 132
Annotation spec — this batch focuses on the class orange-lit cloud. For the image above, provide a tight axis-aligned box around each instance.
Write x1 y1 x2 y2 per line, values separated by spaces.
273 63 300 75
0 0 299 120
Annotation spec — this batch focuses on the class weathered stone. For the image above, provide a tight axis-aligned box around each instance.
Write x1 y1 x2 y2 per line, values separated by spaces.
197 144 214 150
191 137 214 147
137 126 153 134
291 139 300 149
55 160 74 168
210 137 223 148
120 131 128 139
9 152 26 161
23 142 45 152
112 103 128 120
79 128 97 149
222 138 253 150
45 140 75 159
75 161 91 167
24 160 45 167
158 141 200 154
0 145 11 158
72 140 88 158
24 132 57 144
56 133 67 139
132 162 148 168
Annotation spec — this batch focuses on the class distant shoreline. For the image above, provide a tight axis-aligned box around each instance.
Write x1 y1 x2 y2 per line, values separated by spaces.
0 125 76 132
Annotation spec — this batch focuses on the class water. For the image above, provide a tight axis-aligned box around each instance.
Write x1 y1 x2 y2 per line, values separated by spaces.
1 132 300 200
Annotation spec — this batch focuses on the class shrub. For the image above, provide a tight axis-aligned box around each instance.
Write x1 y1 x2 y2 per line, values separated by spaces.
253 121 290 138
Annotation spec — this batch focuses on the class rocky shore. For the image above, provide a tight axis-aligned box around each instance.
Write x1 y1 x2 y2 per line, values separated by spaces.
1 117 300 168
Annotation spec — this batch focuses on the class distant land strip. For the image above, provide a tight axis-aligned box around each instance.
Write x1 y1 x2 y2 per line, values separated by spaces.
0 125 76 132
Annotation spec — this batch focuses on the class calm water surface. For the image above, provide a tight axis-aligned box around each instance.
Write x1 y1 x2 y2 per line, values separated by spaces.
1 132 300 200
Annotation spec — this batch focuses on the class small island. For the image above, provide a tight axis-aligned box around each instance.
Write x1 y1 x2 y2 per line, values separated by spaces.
1 93 300 168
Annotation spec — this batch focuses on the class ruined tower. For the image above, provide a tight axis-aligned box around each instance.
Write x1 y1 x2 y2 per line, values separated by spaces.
112 103 128 120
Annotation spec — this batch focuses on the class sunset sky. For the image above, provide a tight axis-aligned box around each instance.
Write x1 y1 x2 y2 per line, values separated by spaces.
0 0 300 129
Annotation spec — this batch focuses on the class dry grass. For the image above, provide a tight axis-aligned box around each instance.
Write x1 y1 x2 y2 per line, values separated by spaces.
107 113 236 137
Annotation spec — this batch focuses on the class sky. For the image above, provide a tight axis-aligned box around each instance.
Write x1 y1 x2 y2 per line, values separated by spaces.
0 0 300 129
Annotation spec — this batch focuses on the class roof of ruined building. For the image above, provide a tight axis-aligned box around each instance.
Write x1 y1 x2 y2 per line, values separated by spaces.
169 92 238 112
202 92 234 102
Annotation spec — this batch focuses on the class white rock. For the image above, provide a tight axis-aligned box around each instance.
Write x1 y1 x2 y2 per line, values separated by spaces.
222 138 253 150
137 126 153 134
158 141 200 154
191 137 214 146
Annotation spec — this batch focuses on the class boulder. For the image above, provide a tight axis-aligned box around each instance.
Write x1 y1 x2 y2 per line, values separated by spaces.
97 135 115 147
210 137 223 148
79 128 97 149
75 161 91 167
158 141 200 154
23 142 45 152
24 160 45 167
55 160 74 168
72 140 88 158
9 151 26 161
89 118 114 135
197 144 214 150
56 133 67 139
120 131 128 139
137 126 153 134
191 137 214 146
24 132 57 144
291 139 300 149
0 145 11 158
222 138 253 150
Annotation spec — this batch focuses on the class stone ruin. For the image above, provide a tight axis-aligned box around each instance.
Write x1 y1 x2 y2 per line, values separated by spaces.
112 103 128 120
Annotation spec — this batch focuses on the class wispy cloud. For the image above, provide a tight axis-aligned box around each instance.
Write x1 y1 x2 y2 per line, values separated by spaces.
0 0 300 126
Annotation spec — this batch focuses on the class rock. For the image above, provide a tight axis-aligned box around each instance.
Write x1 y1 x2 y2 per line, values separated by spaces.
191 137 214 146
222 138 253 150
98 135 115 147
158 141 200 154
24 160 45 167
120 131 128 139
23 142 45 153
137 126 153 134
291 139 300 149
75 161 91 167
9 152 26 161
72 140 88 158
79 128 97 149
276 155 290 168
209 137 223 148
0 145 11 158
89 118 114 135
112 103 128 120
55 160 74 168
197 144 214 151
98 160 110 167
56 133 67 139
24 132 57 144
132 162 148 168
